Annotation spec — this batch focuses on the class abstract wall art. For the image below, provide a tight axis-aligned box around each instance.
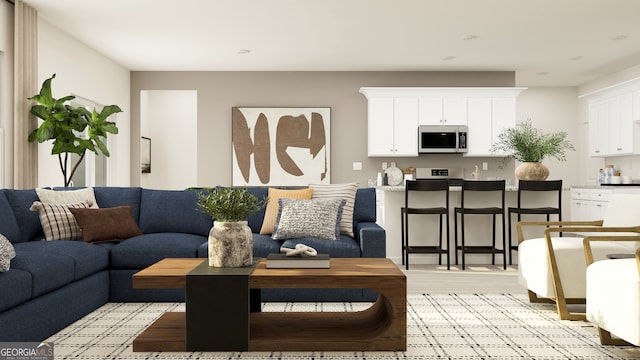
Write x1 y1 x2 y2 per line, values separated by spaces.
232 107 330 186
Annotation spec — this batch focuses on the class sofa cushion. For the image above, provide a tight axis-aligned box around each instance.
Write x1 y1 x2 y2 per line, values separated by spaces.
272 198 345 241
281 236 361 258
0 191 21 243
354 188 376 223
0 234 16 271
4 189 43 243
29 201 92 241
36 187 99 208
93 187 142 222
10 247 75 297
310 182 358 237
13 240 109 281
69 206 142 243
110 233 206 269
0 268 32 312
246 188 268 233
260 188 313 235
138 189 212 236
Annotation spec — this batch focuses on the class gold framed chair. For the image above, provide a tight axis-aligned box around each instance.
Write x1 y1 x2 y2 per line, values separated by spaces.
516 193 640 320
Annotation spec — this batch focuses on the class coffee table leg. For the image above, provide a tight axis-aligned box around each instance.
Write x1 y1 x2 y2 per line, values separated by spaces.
186 271 251 351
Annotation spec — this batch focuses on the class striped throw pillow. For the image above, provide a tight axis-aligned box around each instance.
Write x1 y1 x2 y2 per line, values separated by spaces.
29 200 93 241
310 182 358 237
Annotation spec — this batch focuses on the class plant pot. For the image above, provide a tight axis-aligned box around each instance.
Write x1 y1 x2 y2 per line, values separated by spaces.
515 162 549 181
208 221 253 267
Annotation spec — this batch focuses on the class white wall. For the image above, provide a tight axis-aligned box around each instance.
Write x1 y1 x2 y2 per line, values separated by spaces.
140 90 198 190
37 19 130 187
0 2 13 188
515 87 581 186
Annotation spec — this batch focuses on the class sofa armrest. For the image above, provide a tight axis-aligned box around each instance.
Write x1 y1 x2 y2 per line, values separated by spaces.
356 222 386 258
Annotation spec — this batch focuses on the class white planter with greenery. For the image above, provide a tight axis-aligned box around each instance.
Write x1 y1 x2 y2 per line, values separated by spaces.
196 187 266 267
490 119 574 181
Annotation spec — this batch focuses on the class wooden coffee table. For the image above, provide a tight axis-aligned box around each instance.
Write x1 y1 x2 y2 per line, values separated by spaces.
132 257 406 352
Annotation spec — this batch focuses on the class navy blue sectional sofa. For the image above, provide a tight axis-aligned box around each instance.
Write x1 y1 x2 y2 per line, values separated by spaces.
0 187 385 341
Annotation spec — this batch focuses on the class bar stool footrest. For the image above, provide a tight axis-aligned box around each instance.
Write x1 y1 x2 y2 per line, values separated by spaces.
406 246 447 254
456 245 504 254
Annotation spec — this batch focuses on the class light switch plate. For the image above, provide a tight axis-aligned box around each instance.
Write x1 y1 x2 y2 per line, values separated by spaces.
482 162 488 171
353 162 362 171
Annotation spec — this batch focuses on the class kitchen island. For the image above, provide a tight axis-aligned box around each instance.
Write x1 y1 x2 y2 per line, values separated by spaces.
377 184 570 266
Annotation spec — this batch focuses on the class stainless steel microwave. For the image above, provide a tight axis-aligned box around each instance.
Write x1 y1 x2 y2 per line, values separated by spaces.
418 125 468 153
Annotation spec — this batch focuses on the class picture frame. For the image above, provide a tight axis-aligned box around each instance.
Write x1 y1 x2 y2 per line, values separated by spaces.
141 136 151 174
232 107 330 186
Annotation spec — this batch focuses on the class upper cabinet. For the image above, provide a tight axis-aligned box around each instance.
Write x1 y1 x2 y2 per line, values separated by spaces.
583 79 640 157
419 97 467 125
360 87 527 157
365 96 419 157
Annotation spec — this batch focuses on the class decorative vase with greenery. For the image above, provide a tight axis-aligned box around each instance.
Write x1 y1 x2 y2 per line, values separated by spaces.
490 119 574 181
195 187 267 267
27 74 122 187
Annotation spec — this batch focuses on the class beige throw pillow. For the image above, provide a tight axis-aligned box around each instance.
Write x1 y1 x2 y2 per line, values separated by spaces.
259 188 313 234
36 188 99 208
310 182 358 237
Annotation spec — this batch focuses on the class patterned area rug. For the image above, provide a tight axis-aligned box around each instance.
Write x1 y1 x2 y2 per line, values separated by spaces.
46 293 640 359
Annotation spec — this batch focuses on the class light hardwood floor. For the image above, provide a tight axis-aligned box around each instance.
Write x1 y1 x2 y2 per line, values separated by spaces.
403 264 522 294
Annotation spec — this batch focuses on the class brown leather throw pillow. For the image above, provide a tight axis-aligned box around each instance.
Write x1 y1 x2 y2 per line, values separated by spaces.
69 206 142 243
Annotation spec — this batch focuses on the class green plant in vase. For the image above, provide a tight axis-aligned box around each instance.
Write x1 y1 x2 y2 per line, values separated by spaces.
490 119 574 180
195 187 267 267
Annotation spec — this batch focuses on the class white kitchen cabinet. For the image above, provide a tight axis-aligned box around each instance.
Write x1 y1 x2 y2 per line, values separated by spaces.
466 98 493 155
588 100 609 157
360 87 526 158
465 98 517 156
607 93 634 155
366 97 418 157
570 188 612 231
418 97 467 125
633 90 640 121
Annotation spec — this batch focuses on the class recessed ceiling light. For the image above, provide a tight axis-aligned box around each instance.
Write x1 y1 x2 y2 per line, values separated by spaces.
463 35 478 41
238 49 251 54
536 72 550 76
442 56 455 61
569 56 583 61
611 35 628 41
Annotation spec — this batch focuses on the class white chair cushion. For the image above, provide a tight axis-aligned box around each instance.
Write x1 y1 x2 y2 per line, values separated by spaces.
586 258 640 345
518 237 632 299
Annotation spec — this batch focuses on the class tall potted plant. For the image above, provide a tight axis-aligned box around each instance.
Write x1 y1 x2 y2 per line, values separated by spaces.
28 74 121 187
490 119 574 180
195 187 266 267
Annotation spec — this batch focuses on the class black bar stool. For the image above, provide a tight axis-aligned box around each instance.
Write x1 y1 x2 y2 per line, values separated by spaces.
401 179 450 270
454 180 506 270
507 179 562 265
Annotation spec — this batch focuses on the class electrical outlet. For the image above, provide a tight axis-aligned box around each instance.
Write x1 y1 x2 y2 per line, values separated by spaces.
352 162 362 171
382 162 388 170
482 162 488 171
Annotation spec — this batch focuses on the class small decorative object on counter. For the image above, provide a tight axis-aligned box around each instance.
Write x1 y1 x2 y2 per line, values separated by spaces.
376 172 383 186
597 169 603 185
383 172 388 185
384 162 404 186
603 165 615 184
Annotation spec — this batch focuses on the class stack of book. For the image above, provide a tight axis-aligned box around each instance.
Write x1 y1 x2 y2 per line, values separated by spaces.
266 253 330 269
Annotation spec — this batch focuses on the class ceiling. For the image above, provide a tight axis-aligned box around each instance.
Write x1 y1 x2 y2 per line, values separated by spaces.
23 0 640 87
